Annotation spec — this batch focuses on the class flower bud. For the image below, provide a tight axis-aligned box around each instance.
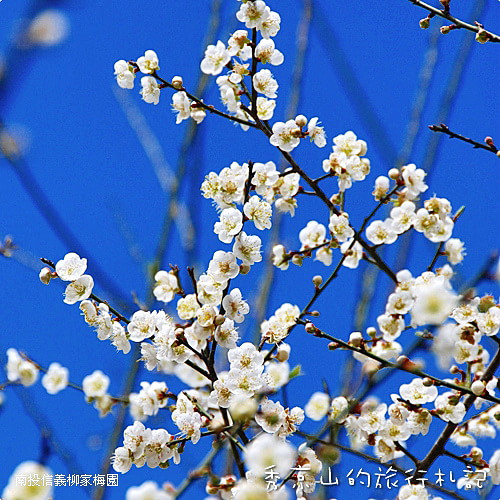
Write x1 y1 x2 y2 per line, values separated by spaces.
317 444 340 465
388 168 400 180
305 322 316 333
295 114 307 127
330 193 342 205
172 75 184 89
469 447 483 461
349 331 363 347
478 295 496 313
39 267 53 285
239 263 251 275
476 28 490 44
291 254 303 266
276 343 290 362
419 18 430 29
471 380 485 396
422 377 433 387
312 275 323 287
440 25 452 34
214 314 225 326
366 326 377 338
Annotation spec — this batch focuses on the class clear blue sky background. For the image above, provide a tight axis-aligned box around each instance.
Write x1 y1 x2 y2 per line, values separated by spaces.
0 0 498 499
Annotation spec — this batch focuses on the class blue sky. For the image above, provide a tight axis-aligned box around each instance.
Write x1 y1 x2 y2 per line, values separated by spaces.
0 0 499 498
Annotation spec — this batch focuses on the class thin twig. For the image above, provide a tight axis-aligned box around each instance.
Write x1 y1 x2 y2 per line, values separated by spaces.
408 0 500 42
429 123 499 155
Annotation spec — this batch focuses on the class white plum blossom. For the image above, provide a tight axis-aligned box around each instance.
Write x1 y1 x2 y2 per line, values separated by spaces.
340 239 364 269
477 306 500 336
214 207 243 243
328 213 354 242
332 131 367 156
215 318 238 348
434 392 466 423
489 450 500 484
260 10 281 38
255 96 276 120
2 461 53 500
176 294 199 320
305 392 330 420
252 69 278 98
127 310 157 342
374 436 404 463
82 370 110 399
299 220 327 250
398 484 430 500
114 60 136 89
27 9 69 47
377 313 405 341
401 163 428 199
200 41 231 75
63 275 94 304
233 231 262 265
153 270 179 303
264 361 290 390
243 195 272 230
208 250 240 283
196 273 224 306
269 120 301 152
171 91 191 123
236 1 270 30
244 433 296 477
272 244 289 270
126 481 173 500
365 219 397 245
390 201 416 234
307 117 327 147
251 161 279 197
325 398 347 425
399 378 438 405
55 252 87 281
137 50 159 74
255 38 284 65
42 362 69 394
385 290 414 315
228 29 250 57
373 175 390 200
223 288 249 323
140 76 160 105
445 238 466 264
411 282 458 326
358 401 387 434
6 348 39 386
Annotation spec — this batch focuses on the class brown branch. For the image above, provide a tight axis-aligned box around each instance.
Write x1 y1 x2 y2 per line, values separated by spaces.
429 123 499 155
411 340 500 482
408 0 500 42
309 328 500 405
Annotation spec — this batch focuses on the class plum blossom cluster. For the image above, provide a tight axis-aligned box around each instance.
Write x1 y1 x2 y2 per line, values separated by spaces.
113 421 180 473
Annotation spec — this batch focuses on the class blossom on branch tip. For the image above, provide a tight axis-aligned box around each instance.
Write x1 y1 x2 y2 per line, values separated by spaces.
236 0 270 30
55 252 87 281
114 60 136 89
